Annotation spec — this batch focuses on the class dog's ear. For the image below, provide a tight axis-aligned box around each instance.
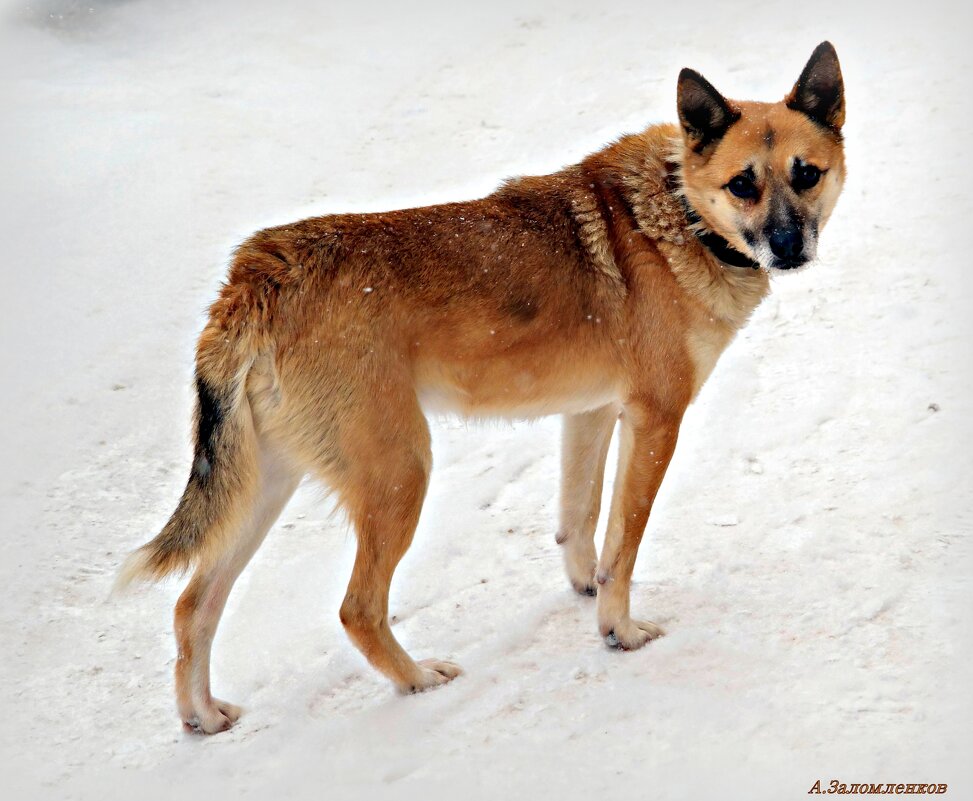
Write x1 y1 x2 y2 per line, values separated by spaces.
786 42 845 131
677 68 740 153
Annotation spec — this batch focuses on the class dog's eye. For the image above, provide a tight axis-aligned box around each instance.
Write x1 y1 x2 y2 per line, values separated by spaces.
792 162 822 191
726 174 759 200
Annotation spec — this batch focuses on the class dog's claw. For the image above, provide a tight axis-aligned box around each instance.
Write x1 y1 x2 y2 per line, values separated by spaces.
180 698 242 735
404 659 463 693
603 619 664 650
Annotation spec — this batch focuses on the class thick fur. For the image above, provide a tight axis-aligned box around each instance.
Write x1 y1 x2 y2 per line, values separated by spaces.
119 44 846 733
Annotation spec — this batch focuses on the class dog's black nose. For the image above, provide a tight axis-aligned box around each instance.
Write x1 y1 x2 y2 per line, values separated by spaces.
768 227 804 266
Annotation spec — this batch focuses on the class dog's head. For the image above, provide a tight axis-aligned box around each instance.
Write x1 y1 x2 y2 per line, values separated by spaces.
675 42 845 272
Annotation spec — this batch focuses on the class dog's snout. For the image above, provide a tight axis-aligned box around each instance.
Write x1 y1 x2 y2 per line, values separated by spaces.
768 226 804 267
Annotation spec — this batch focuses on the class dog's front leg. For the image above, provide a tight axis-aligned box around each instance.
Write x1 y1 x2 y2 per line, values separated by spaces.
557 405 619 595
594 400 681 650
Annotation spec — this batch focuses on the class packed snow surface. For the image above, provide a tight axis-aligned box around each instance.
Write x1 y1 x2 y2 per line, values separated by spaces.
1 1 970 799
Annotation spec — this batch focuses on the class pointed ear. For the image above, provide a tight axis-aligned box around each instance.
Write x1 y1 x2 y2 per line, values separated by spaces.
677 68 740 153
786 41 845 131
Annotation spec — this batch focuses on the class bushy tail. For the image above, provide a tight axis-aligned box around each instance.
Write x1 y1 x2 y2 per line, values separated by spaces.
115 308 261 591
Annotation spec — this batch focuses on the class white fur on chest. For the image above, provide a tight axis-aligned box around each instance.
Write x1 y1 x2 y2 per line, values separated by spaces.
686 326 734 398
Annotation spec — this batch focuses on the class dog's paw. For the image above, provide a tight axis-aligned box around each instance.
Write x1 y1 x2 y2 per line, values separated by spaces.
604 619 664 651
401 659 463 694
181 698 243 735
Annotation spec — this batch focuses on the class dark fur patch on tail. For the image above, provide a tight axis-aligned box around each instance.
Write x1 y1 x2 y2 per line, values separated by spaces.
193 375 226 485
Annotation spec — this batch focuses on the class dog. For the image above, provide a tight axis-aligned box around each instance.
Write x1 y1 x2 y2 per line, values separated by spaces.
118 42 845 733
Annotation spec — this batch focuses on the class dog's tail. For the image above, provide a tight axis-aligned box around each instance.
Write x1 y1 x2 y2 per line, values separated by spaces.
115 284 267 590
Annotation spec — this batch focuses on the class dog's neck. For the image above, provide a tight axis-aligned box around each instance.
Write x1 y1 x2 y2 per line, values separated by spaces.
626 126 769 326
586 128 758 271
576 124 769 329
678 197 760 270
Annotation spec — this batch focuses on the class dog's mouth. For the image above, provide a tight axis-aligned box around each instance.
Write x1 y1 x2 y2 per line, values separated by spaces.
769 255 810 271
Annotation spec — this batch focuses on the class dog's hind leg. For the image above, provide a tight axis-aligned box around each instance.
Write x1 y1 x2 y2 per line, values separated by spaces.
174 447 300 734
332 393 462 693
594 401 681 650
557 405 619 596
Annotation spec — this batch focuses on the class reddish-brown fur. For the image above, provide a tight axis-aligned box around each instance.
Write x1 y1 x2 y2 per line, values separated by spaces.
118 44 845 733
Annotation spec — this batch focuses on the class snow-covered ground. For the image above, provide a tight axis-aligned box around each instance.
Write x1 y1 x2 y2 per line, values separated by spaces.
2 1 971 798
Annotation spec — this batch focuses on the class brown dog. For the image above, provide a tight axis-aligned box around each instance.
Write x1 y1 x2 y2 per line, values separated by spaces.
119 43 846 733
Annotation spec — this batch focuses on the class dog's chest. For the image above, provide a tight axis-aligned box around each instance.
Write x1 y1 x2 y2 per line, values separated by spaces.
683 312 738 398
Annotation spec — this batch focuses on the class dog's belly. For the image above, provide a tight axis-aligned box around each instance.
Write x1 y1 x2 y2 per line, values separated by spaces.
416 361 621 419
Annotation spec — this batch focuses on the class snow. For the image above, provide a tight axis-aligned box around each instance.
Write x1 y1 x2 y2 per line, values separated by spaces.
1 0 971 798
